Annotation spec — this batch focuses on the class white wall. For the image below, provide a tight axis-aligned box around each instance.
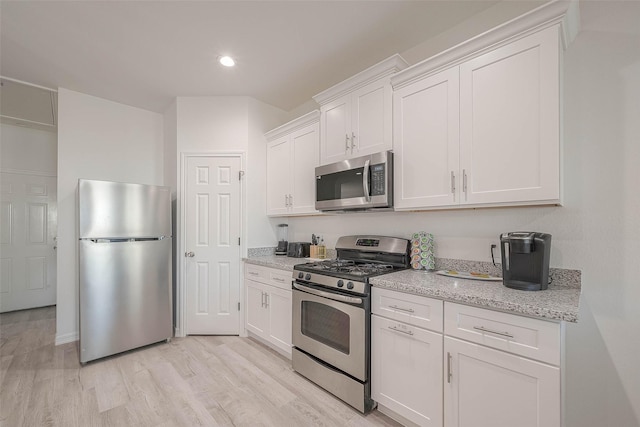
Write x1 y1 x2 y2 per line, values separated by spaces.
285 2 640 426
247 98 288 247
0 123 57 175
56 88 164 344
163 100 177 195
176 96 249 152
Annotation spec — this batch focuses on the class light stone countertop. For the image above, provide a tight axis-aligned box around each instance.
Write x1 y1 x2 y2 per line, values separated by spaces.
370 269 580 323
243 255 581 323
243 255 316 271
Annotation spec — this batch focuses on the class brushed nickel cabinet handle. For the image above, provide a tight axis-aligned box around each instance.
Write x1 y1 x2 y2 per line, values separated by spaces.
388 326 414 336
451 171 456 195
389 305 415 313
447 352 453 383
473 325 514 338
463 169 468 200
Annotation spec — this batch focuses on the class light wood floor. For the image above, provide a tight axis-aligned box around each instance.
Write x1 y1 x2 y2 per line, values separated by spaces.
0 306 402 427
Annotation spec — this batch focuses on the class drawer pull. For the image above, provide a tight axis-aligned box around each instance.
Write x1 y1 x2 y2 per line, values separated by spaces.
249 271 259 276
273 277 285 282
389 305 415 314
388 326 414 336
473 325 514 338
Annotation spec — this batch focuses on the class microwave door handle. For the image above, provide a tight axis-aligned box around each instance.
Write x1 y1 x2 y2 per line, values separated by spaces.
363 159 371 202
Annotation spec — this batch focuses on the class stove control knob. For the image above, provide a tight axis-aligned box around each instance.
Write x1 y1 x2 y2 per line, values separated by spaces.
347 282 354 290
298 272 304 279
305 273 311 281
337 280 344 287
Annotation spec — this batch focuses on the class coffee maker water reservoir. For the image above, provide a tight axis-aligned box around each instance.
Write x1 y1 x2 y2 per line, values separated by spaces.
500 232 551 291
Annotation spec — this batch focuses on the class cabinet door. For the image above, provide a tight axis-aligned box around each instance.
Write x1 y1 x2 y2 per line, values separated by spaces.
393 68 460 209
245 280 268 338
351 79 392 157
266 285 292 356
372 315 443 426
320 95 351 165
290 123 319 215
266 137 291 215
444 336 560 427
459 26 560 205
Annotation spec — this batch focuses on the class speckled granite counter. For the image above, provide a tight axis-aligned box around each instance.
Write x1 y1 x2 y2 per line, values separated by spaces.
370 269 580 323
244 255 581 323
243 255 312 271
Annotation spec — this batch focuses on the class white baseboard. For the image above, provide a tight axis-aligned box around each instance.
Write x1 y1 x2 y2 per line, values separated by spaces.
55 331 78 346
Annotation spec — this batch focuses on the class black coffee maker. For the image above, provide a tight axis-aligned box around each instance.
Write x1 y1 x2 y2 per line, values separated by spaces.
500 232 551 291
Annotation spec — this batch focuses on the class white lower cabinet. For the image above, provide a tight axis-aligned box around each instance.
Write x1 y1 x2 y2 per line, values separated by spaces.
444 336 560 427
372 288 444 426
244 264 292 357
372 315 443 426
371 289 563 427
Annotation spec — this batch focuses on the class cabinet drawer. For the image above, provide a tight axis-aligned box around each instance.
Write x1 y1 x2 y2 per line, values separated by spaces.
444 302 560 365
372 287 443 333
245 264 270 283
268 269 292 291
244 263 292 291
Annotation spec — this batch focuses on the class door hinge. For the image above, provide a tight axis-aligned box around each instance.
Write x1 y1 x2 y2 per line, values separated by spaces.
238 302 241 311
239 170 245 181
238 237 241 245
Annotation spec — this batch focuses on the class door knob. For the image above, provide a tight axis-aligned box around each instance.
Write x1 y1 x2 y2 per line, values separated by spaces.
185 251 195 257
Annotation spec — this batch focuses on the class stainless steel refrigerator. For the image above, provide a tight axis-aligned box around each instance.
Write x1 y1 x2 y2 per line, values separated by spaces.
78 179 173 364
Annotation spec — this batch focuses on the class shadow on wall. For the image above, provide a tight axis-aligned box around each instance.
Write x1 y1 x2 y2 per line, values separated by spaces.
561 5 640 425
565 300 639 427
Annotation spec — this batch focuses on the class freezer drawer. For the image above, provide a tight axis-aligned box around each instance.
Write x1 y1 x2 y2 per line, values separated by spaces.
79 238 173 363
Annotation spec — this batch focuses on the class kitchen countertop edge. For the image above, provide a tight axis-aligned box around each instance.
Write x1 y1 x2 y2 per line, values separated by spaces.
371 270 580 323
243 256 580 323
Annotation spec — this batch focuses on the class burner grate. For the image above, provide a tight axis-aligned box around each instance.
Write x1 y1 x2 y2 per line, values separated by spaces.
302 259 396 276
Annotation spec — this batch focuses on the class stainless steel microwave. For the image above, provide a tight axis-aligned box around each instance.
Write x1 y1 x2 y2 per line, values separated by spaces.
315 151 393 211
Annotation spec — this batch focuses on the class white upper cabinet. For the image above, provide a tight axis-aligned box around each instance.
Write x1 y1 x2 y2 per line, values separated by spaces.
459 27 560 205
392 1 579 211
314 55 408 165
265 111 320 216
393 67 461 209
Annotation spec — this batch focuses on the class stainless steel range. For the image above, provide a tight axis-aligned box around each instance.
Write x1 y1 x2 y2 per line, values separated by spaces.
291 235 410 413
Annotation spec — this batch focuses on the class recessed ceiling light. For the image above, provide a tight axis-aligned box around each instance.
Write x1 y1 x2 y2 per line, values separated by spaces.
219 56 236 67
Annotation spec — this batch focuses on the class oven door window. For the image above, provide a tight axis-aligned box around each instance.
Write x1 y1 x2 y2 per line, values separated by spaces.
316 168 365 202
301 301 350 354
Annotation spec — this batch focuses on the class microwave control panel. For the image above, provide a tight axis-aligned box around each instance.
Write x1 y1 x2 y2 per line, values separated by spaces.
371 164 386 196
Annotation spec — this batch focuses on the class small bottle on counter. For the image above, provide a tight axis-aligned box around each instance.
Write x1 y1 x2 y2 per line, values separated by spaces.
318 238 326 259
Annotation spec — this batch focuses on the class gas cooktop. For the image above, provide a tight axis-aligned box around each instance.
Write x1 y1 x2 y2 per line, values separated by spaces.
294 259 400 280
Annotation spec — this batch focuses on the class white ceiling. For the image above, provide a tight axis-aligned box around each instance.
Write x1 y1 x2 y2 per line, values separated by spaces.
1 1 542 114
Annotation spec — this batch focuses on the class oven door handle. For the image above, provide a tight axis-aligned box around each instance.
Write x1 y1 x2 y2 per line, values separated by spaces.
293 283 363 305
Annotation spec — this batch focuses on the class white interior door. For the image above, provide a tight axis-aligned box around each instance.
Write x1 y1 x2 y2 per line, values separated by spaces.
185 156 241 335
0 172 57 313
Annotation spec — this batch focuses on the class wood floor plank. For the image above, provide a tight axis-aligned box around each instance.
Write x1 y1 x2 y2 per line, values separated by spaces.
0 307 403 427
0 352 37 425
148 360 221 426
94 359 131 412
